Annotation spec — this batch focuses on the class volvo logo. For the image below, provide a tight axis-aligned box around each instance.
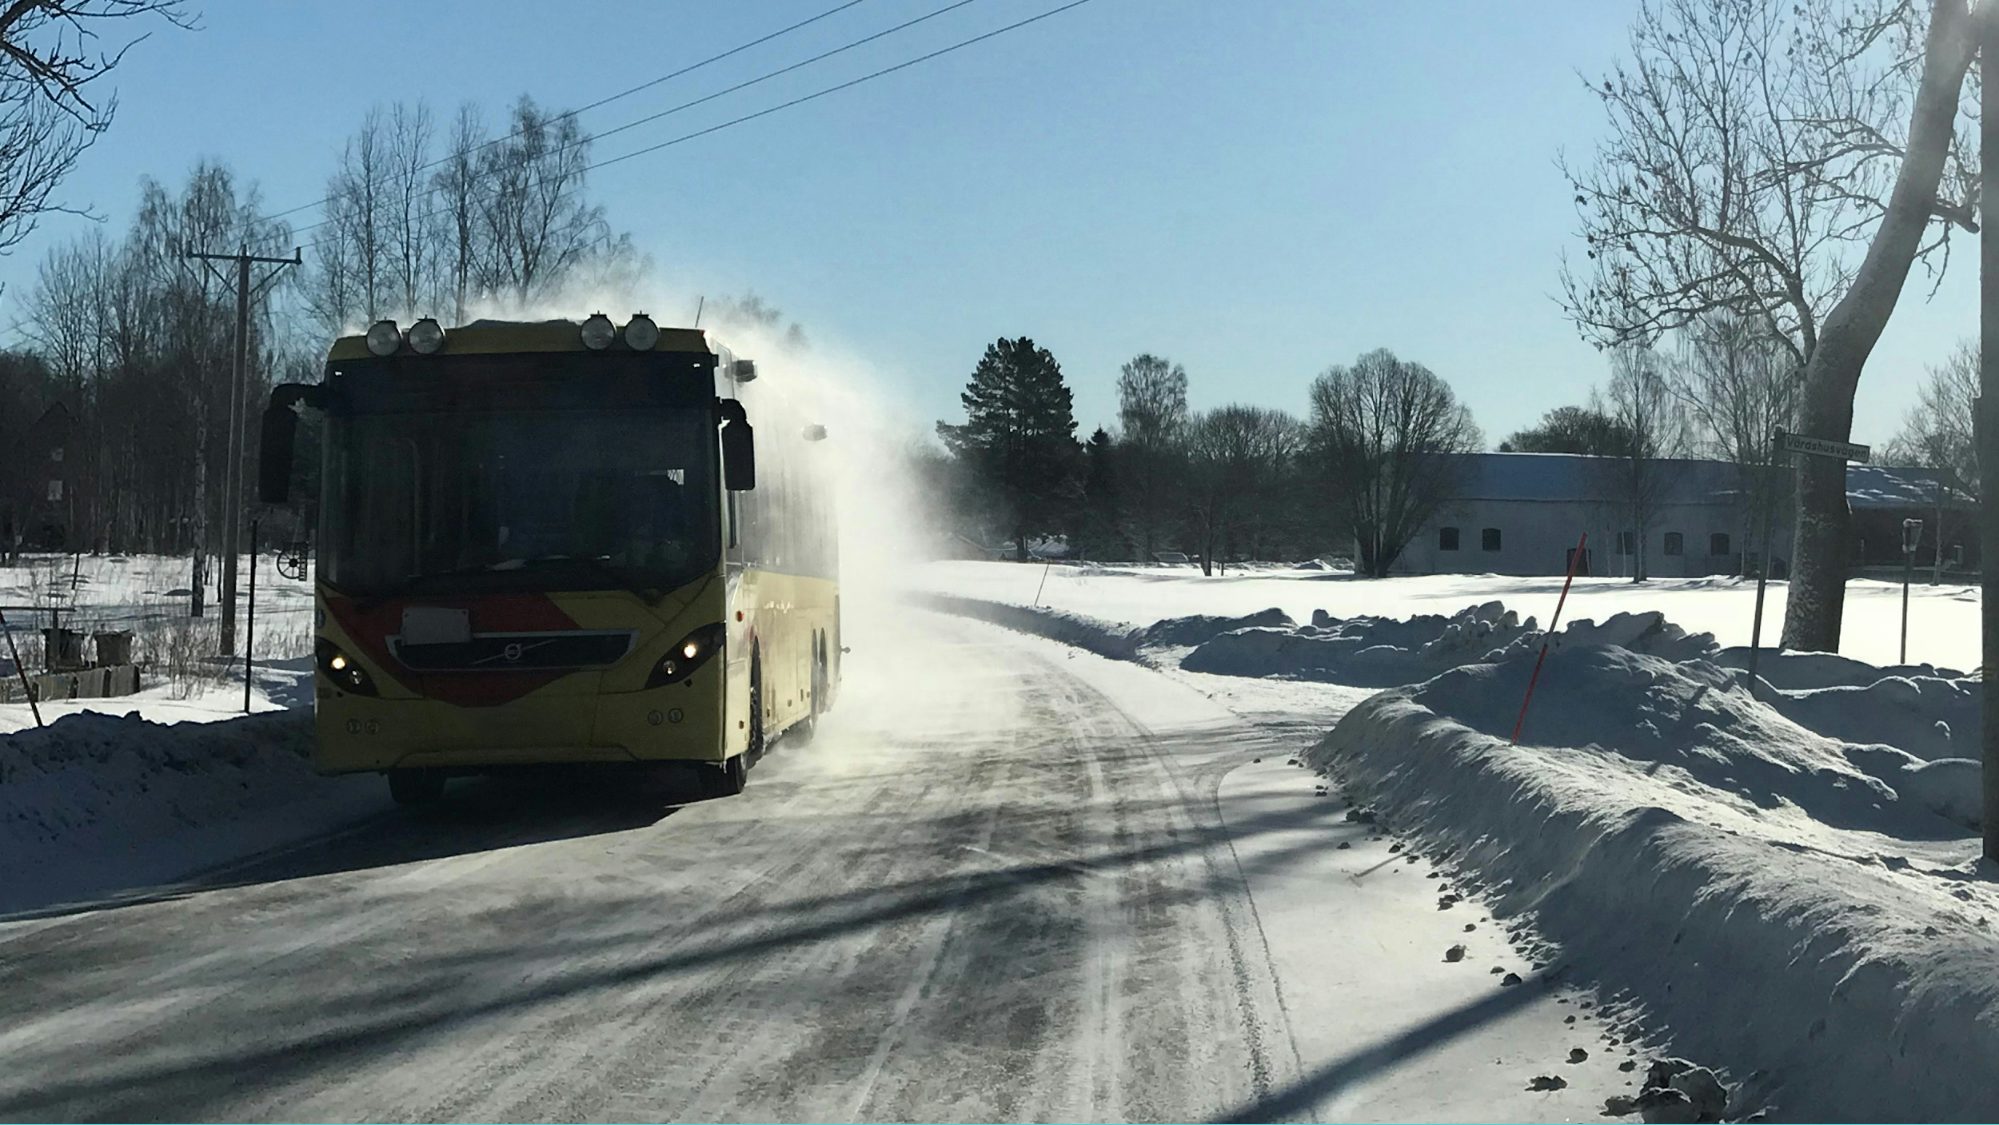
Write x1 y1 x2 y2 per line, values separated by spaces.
502 642 524 663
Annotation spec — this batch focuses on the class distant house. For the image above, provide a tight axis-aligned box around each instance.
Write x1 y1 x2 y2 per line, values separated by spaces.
1392 452 1977 579
8 402 77 551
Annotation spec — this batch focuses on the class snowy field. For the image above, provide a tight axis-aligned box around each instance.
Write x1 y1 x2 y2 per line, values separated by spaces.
919 559 1999 1121
918 560 1982 673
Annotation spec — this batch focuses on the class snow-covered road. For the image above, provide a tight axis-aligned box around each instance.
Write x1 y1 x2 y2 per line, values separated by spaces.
0 613 1639 1123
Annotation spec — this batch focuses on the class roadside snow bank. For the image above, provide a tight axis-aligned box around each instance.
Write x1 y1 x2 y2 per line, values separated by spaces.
1179 605 1720 687
0 710 371 914
1312 644 1999 1121
910 593 1140 661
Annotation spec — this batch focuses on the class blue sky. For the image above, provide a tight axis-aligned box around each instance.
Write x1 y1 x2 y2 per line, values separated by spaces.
0 0 1972 448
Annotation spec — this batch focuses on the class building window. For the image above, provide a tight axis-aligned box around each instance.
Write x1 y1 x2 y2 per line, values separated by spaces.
1439 526 1460 551
1617 531 1635 555
1663 532 1683 557
1481 527 1502 551
1710 532 1731 557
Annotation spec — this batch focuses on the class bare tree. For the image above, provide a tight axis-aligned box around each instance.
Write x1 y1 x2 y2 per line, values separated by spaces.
477 95 609 306
1115 353 1188 561
385 100 435 323
1594 347 1689 581
432 102 485 325
305 107 390 336
1887 336 1976 494
1668 313 1801 569
1886 338 1977 580
0 1 191 265
1563 0 1983 648
1783 0 1982 648
1306 349 1483 578
1183 405 1300 576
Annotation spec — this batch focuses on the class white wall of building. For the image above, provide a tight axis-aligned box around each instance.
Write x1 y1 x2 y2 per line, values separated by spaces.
1392 498 1792 578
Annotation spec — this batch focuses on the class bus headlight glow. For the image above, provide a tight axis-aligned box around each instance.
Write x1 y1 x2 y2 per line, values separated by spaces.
580 313 617 351
407 317 446 354
646 622 725 688
317 638 379 696
365 320 402 356
624 314 660 351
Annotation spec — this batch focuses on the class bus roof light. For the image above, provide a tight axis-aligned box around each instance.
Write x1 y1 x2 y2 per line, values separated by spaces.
365 320 402 356
624 313 660 351
580 313 617 350
407 318 446 354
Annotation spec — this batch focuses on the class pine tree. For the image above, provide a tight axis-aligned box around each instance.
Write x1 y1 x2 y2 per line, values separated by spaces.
937 337 1081 561
1072 427 1123 560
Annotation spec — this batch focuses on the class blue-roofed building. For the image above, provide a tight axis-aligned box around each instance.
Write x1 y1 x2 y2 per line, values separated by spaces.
1393 453 1976 578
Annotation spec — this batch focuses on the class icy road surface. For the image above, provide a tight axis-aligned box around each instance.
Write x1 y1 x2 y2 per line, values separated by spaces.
0 613 1639 1122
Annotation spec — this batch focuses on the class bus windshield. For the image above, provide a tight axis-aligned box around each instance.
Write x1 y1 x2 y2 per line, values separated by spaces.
322 406 720 597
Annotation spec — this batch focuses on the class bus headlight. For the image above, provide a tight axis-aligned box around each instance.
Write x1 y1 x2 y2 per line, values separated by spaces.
407 317 446 354
645 623 725 688
317 638 379 696
580 313 617 351
623 313 660 351
365 320 402 356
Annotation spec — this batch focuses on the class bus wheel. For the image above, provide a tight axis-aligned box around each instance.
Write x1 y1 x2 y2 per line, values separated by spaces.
708 753 747 797
387 768 446 806
747 644 767 761
794 637 824 745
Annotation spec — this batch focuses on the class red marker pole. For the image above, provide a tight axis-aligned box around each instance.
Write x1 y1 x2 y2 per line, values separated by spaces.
1511 531 1587 745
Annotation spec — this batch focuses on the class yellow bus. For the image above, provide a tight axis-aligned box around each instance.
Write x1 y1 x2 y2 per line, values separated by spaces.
258 314 839 805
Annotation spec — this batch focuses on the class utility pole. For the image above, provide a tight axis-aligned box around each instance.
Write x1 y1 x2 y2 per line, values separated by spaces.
1981 10 1999 864
187 246 299 658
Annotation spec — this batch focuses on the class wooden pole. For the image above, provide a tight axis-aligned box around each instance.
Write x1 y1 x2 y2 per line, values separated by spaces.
0 602 42 728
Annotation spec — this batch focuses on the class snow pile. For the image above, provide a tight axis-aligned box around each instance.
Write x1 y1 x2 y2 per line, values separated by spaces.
1181 601 1538 686
1480 610 1718 665
1311 641 1999 1122
0 709 360 914
1138 607 1294 649
1713 648 1965 692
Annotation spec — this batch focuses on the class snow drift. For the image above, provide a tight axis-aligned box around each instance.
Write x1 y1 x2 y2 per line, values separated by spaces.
0 710 368 914
1311 642 1999 1122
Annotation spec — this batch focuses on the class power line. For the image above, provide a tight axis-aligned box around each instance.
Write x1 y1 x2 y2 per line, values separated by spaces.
256 0 875 226
284 0 993 245
587 0 1096 175
293 0 1095 258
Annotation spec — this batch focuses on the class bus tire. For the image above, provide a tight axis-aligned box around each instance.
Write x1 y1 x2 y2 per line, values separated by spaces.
794 635 824 745
387 768 446 806
747 644 767 762
708 753 747 797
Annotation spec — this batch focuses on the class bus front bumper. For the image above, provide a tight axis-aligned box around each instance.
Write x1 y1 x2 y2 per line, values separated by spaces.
311 677 726 774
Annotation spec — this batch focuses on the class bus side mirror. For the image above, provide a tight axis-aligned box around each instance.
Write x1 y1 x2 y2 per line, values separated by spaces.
720 399 756 491
259 400 298 505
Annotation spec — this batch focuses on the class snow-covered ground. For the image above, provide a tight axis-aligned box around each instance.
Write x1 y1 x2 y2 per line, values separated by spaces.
0 553 358 915
919 559 1998 1121
918 560 1981 672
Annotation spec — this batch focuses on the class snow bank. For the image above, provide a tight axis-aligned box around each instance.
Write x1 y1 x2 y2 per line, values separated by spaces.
1713 647 1966 692
1138 608 1294 649
1180 601 1537 686
0 709 369 914
1177 602 1719 688
909 593 1141 661
1311 644 1999 1122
